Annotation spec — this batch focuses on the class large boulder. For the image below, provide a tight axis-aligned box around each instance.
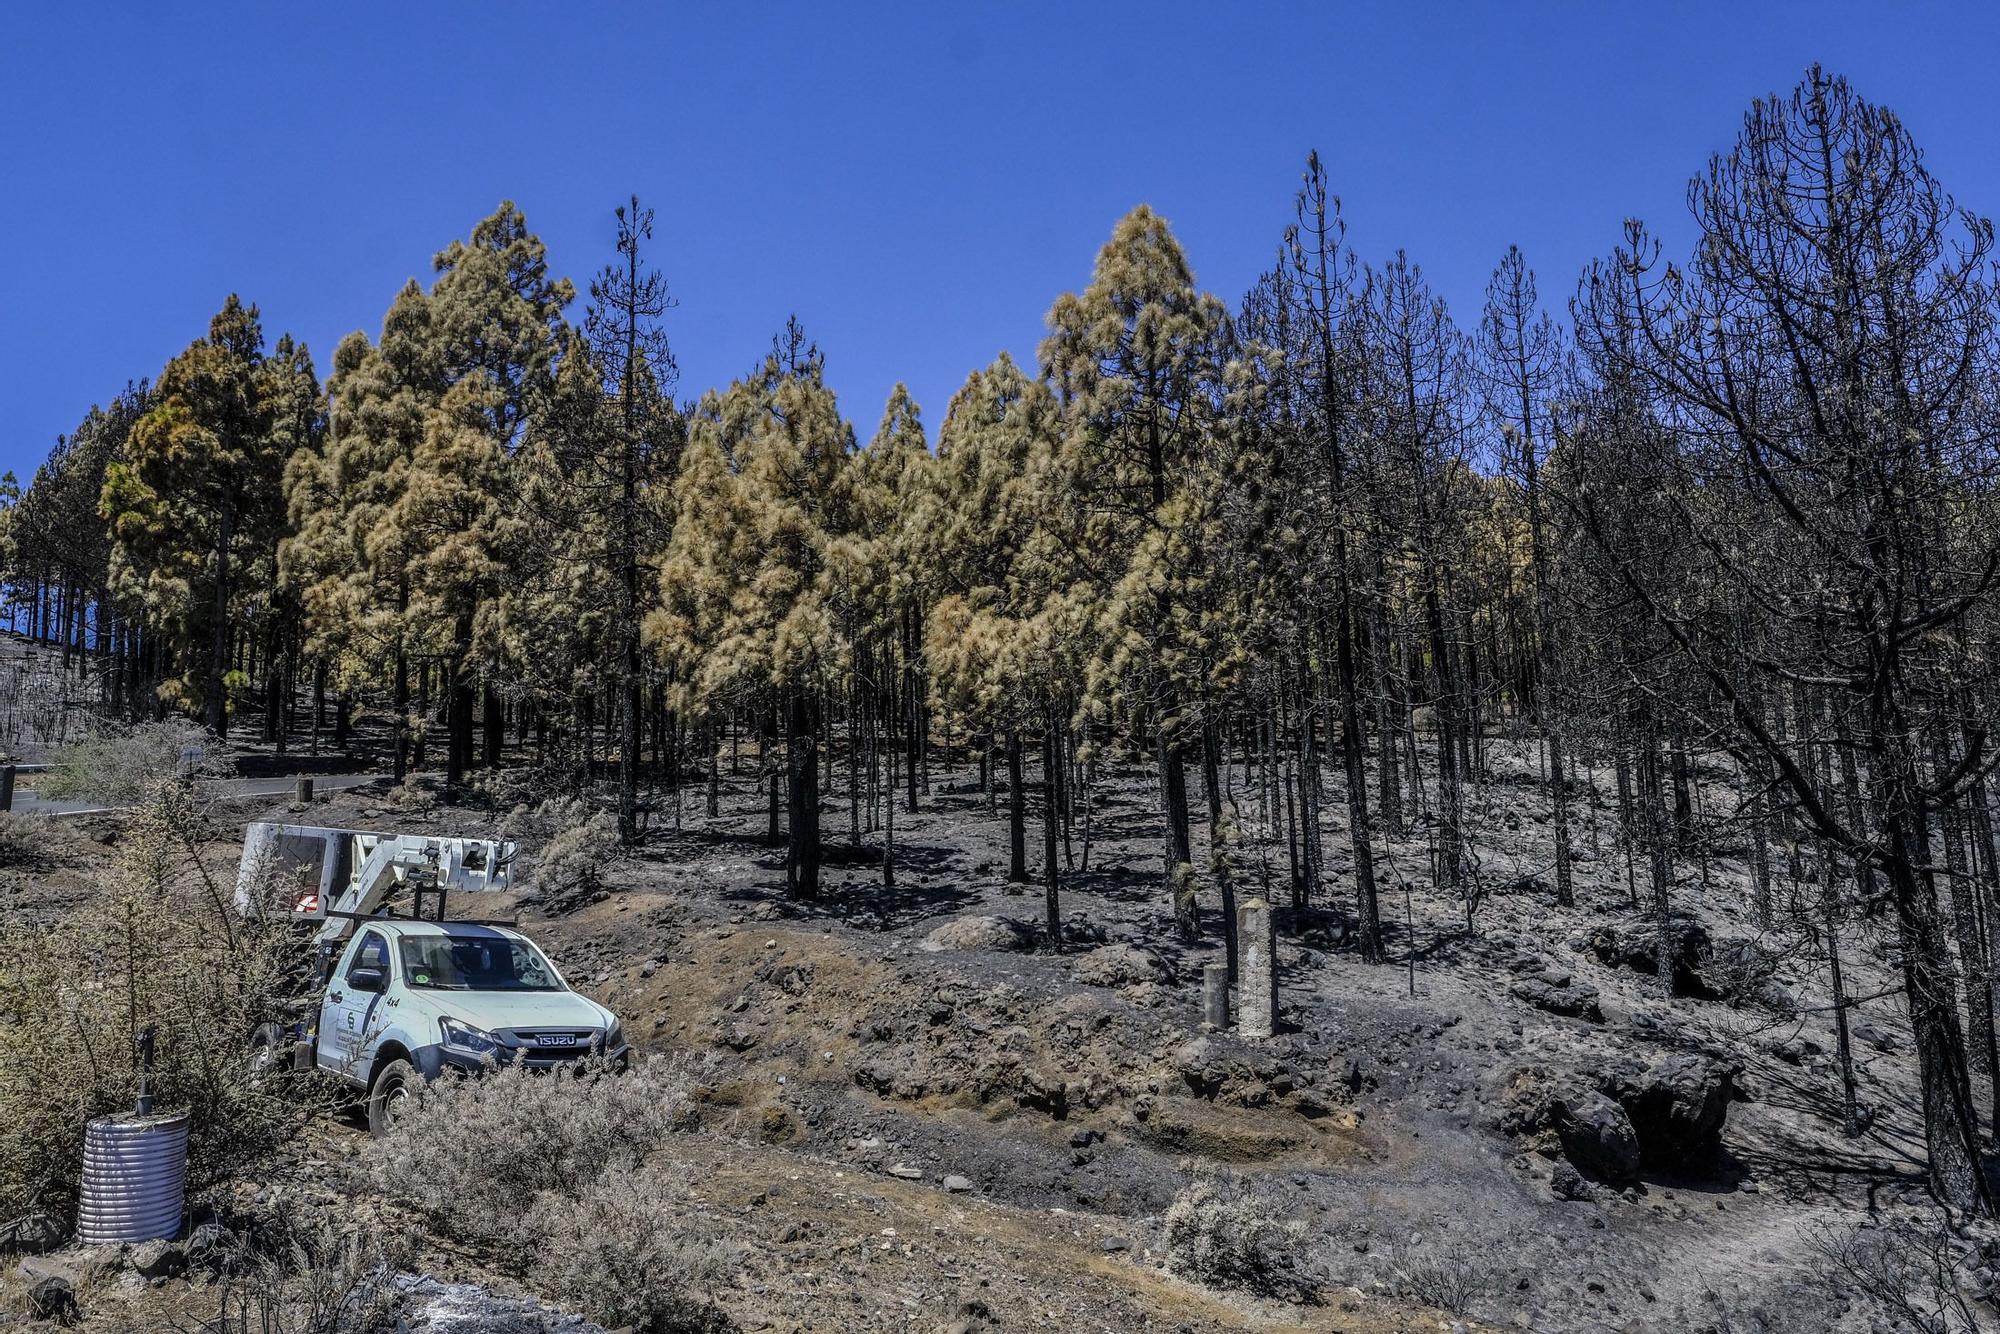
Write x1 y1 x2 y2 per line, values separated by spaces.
1073 943 1166 987
1587 921 1785 1007
1555 1090 1642 1184
1587 920 1714 996
922 915 1040 954
1493 1066 1640 1184
1510 973 1604 1022
1598 1052 1735 1170
1495 1053 1733 1181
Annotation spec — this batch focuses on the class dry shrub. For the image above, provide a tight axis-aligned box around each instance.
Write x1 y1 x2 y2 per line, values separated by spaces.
385 776 436 815
361 1054 696 1247
1809 1212 1993 1333
194 1216 406 1334
0 780 320 1219
530 1162 738 1333
1163 1175 1315 1301
0 811 67 869
1388 1235 1490 1316
465 765 536 811
363 1056 730 1331
524 796 618 902
39 717 226 803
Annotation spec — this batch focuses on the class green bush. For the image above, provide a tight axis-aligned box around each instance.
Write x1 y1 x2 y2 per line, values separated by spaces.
0 781 320 1219
38 718 226 803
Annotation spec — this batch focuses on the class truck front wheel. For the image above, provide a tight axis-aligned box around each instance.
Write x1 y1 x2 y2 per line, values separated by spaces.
366 1058 419 1138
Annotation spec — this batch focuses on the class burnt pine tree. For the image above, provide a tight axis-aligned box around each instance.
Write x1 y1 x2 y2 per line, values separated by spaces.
1364 252 1476 915
1286 153 1386 960
585 195 678 843
1480 245 1576 910
1576 67 2000 1215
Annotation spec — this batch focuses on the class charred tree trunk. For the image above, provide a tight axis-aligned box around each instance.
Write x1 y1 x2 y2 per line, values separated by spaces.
1162 728 1197 944
1006 729 1027 883
1042 720 1062 950
1203 713 1239 978
786 690 820 900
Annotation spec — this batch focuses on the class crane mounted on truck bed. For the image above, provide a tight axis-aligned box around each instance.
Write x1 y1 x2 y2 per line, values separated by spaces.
235 821 516 946
234 820 627 1135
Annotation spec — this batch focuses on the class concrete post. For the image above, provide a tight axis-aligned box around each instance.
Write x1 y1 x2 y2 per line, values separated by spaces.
294 776 313 805
1237 896 1276 1039
1202 963 1229 1030
0 765 13 813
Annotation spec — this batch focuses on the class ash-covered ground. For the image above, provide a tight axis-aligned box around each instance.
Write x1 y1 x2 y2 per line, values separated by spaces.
1 732 1983 1332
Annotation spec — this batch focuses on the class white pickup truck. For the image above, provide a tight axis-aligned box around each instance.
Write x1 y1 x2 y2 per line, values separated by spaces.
238 821 627 1134
313 918 626 1134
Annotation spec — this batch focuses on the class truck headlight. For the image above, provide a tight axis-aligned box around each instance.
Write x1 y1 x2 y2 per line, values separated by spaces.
440 1017 502 1057
604 1021 623 1050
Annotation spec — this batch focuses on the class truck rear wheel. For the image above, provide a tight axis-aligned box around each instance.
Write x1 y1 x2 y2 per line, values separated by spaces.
366 1058 419 1138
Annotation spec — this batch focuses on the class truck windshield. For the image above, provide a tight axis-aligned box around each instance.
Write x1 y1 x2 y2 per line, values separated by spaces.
397 936 562 991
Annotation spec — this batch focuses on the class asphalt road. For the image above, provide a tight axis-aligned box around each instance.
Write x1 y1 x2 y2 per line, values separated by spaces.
9 772 386 817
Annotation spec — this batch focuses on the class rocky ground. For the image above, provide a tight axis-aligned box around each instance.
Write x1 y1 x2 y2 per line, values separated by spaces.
2 729 1993 1331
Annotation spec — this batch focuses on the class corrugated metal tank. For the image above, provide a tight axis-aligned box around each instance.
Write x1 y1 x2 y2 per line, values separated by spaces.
76 1110 189 1244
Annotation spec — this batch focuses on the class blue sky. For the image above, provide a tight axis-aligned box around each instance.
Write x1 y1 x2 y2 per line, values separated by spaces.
4 2 1996 481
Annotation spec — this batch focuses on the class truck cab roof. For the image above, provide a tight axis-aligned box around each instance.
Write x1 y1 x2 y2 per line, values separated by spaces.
357 919 532 943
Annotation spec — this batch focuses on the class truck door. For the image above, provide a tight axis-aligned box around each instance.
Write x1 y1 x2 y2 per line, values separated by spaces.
318 929 391 1082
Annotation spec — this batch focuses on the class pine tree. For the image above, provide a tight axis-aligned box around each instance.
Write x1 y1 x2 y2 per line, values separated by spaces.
293 205 570 783
854 383 934 820
422 204 571 785
1040 205 1240 944
0 471 19 602
660 320 856 898
256 335 327 746
13 388 148 693
507 332 616 777
104 297 296 734
1574 67 2000 1214
1479 245 1574 909
923 354 1080 938
294 292 437 781
1361 253 1476 918
584 196 679 840
828 383 934 887
1266 154 1386 958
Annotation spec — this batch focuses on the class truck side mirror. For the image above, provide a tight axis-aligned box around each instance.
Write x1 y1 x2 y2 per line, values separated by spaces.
348 966 387 994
